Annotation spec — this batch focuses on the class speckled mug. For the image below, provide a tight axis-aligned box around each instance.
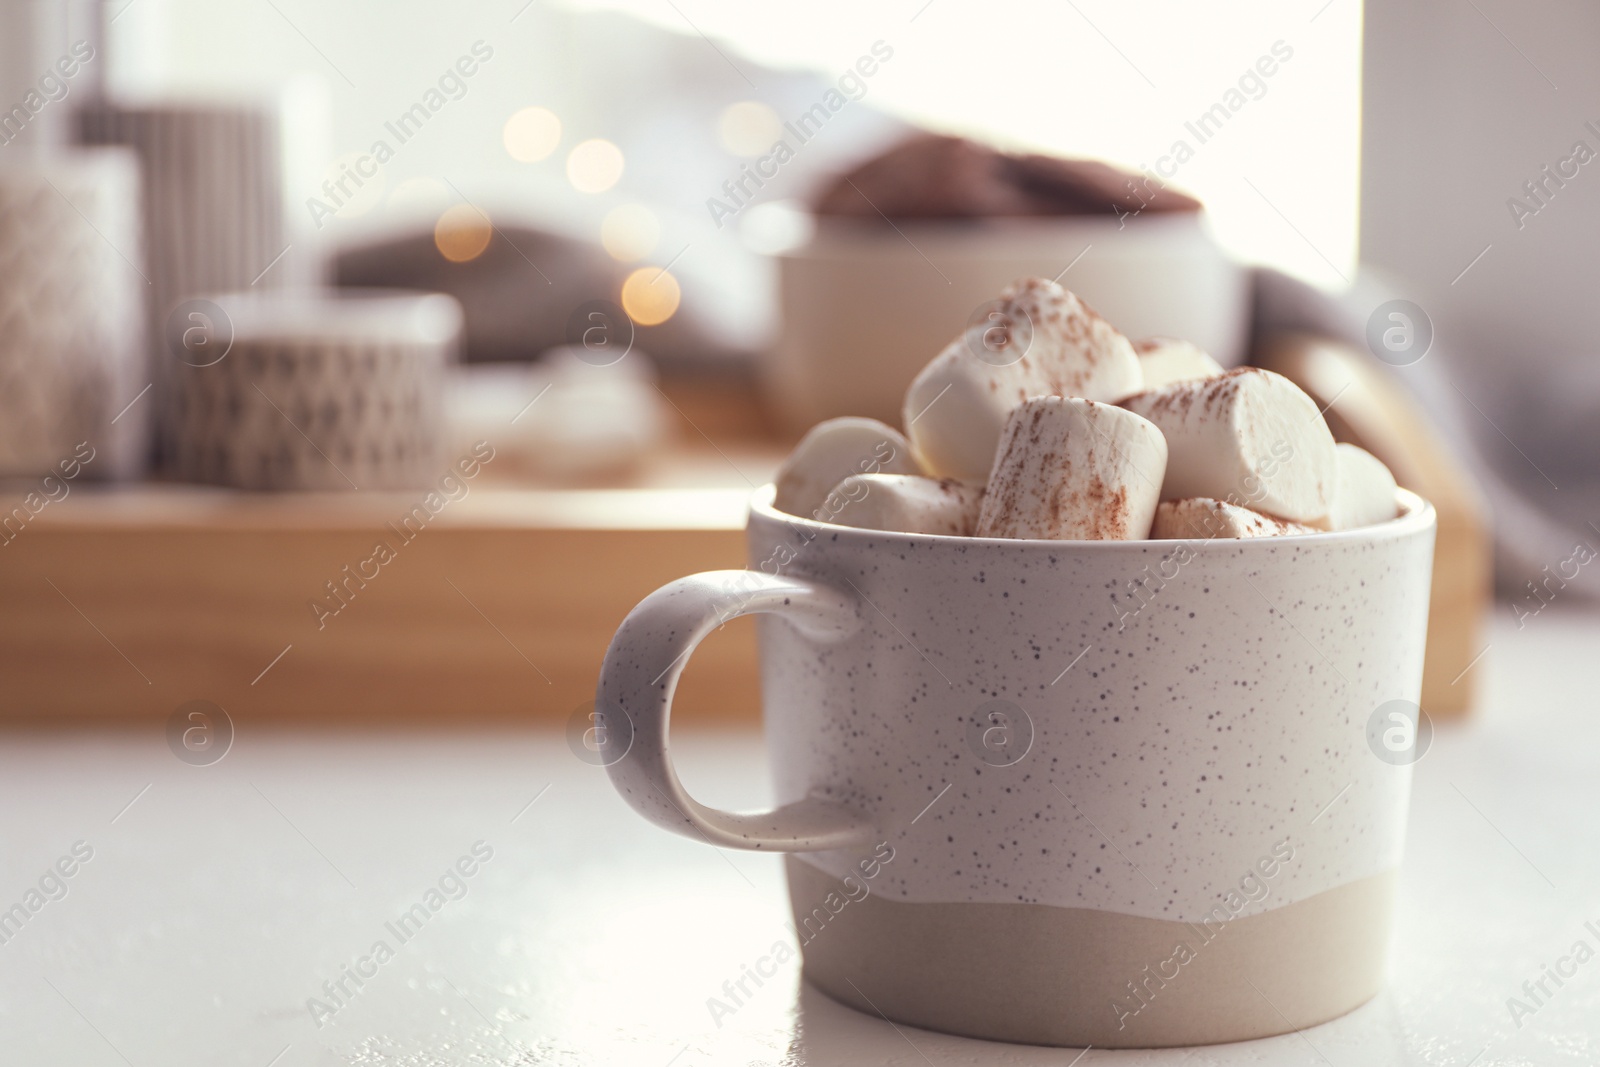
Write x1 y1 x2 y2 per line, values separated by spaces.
599 485 1436 1048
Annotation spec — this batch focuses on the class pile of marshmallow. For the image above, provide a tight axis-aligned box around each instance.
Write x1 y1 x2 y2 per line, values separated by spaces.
773 277 1399 541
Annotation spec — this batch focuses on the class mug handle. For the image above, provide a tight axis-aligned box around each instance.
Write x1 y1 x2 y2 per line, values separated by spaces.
597 569 876 852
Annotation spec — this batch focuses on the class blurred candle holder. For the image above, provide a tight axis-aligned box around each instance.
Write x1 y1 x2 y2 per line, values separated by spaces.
166 290 461 491
0 149 145 481
77 100 291 468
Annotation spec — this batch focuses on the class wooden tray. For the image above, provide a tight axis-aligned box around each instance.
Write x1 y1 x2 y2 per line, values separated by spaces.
0 481 765 725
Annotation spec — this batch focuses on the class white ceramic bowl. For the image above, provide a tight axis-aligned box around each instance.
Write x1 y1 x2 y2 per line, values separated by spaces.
764 211 1249 431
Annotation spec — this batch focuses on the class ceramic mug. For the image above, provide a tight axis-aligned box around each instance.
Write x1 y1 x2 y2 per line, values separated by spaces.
598 485 1436 1048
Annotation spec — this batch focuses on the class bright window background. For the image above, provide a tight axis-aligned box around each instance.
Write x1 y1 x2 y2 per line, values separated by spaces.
570 0 1364 286
107 0 1362 288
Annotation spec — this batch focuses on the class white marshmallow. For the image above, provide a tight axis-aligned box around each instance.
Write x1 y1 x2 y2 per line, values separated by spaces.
774 417 919 518
903 278 1143 483
1121 368 1338 527
1330 443 1399 530
1134 337 1224 390
823 474 985 536
976 396 1167 541
1150 498 1317 540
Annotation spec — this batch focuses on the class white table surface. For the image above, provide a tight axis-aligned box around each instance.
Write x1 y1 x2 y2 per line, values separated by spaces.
3 610 1597 1066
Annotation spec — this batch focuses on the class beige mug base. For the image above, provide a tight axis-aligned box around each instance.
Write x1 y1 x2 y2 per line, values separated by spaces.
788 857 1393 1049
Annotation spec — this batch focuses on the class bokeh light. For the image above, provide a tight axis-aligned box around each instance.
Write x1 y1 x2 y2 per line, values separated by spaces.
620 267 681 326
503 107 561 163
434 204 493 263
566 139 625 194
601 204 661 262
717 101 782 157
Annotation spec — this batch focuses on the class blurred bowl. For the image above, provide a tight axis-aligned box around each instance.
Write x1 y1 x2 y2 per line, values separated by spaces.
444 348 670 483
761 210 1248 430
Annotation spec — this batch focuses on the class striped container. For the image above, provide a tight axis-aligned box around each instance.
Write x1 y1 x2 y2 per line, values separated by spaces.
78 101 288 466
